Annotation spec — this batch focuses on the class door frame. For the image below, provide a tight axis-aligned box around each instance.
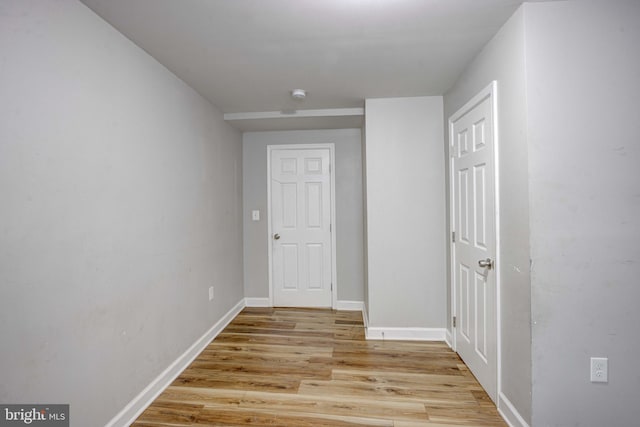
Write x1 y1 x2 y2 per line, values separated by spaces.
266 143 338 308
448 81 501 399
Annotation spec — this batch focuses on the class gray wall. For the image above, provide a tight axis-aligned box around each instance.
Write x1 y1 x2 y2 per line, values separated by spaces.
242 129 364 302
525 1 640 426
444 7 532 423
364 97 446 328
0 1 243 425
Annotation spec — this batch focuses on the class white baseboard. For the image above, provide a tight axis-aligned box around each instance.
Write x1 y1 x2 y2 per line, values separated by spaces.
335 300 364 311
498 392 530 427
365 326 446 341
244 297 271 307
244 299 365 311
105 299 246 427
361 304 444 341
445 329 453 348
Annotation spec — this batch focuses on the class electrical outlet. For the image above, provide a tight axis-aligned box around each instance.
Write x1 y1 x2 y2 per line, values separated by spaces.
590 357 608 383
208 286 214 301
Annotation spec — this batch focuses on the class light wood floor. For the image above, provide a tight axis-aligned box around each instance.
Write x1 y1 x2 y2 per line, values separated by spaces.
132 307 506 426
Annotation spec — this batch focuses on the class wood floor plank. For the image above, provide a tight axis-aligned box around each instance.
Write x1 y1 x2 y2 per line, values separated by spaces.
133 401 203 425
310 355 465 376
215 331 336 347
132 308 506 426
331 370 485 393
393 422 490 427
222 325 336 339
298 378 477 405
233 390 428 422
194 406 395 427
203 341 334 357
185 362 332 380
159 385 428 423
159 387 246 407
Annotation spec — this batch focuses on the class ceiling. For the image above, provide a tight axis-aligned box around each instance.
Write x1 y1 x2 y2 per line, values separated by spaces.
80 0 535 131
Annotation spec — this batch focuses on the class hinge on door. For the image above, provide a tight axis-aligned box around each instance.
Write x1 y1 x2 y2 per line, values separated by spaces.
452 231 456 243
453 316 457 328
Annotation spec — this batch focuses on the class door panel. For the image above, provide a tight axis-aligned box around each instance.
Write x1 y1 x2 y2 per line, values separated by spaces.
305 182 323 228
474 165 487 248
451 87 497 402
281 183 297 228
282 244 298 290
460 263 471 341
271 148 332 307
458 168 470 242
306 244 323 289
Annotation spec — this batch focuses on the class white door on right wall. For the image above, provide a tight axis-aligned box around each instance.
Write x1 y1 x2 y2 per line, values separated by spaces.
450 82 497 402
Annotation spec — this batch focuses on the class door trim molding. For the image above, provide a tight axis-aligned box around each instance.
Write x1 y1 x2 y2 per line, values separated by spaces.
448 80 501 400
445 329 453 348
266 143 338 308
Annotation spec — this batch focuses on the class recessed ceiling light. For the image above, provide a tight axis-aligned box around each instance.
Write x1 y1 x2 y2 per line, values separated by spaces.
291 89 306 100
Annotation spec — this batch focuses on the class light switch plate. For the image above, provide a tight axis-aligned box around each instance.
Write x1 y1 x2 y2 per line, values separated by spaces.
252 210 260 221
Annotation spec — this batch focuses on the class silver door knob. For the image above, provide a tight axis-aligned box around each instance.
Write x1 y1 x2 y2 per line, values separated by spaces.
273 233 280 240
478 258 494 269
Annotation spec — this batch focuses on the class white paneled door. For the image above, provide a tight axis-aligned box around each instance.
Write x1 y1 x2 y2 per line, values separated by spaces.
269 147 333 307
450 83 498 402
